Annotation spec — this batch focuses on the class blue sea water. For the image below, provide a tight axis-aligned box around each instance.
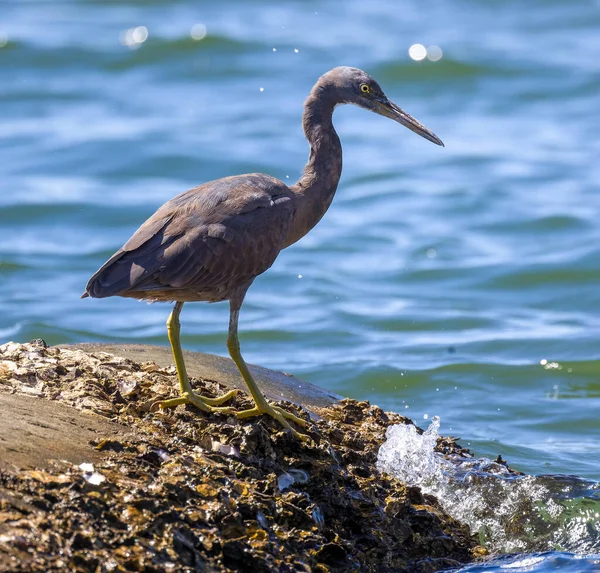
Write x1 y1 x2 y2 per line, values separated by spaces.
1 1 599 569
444 552 600 573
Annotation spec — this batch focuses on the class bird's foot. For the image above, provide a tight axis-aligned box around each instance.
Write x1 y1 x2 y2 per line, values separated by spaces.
235 402 310 441
155 389 238 414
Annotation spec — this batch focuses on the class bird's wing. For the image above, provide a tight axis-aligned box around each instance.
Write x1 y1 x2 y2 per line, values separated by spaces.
83 206 176 298
84 175 295 300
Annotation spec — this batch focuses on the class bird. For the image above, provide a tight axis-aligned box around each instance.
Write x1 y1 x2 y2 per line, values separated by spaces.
83 66 443 439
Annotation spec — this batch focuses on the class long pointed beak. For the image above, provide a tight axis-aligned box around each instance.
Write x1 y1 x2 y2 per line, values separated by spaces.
376 99 444 147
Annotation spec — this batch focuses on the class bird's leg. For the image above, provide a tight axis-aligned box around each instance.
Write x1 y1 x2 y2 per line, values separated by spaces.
226 303 309 439
156 302 238 413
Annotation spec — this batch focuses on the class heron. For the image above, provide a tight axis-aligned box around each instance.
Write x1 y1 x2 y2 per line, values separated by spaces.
83 67 443 439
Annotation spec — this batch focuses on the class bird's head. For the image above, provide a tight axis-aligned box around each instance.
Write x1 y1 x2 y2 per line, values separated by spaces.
317 66 444 147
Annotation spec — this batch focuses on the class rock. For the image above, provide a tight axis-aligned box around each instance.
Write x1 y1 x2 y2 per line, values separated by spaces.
0 341 481 572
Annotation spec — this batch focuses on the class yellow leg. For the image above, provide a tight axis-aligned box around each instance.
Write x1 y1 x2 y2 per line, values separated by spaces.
156 302 238 413
226 305 309 440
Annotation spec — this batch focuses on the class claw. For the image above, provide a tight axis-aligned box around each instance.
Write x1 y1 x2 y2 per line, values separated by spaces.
154 390 236 415
235 402 311 441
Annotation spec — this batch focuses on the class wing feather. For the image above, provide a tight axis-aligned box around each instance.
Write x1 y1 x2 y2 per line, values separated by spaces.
84 175 295 302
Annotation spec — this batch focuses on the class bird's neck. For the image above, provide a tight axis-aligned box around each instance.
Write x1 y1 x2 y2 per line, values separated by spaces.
284 93 342 247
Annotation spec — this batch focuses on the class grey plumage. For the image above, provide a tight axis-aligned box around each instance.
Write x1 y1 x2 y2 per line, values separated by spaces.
83 67 443 438
84 174 293 305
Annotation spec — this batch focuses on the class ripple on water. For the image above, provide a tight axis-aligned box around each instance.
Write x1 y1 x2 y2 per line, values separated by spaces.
444 552 600 573
2 0 600 500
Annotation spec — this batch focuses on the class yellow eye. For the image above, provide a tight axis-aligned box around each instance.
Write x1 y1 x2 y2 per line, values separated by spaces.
360 83 370 94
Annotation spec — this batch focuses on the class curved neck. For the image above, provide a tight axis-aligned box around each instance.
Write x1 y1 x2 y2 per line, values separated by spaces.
284 92 342 247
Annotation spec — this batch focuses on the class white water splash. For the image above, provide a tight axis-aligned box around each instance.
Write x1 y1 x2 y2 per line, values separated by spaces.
376 415 445 487
377 418 600 554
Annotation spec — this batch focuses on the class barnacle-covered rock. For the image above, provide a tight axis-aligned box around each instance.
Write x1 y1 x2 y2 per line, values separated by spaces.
0 341 482 572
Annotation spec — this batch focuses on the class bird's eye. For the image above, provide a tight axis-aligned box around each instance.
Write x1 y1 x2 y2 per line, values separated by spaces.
360 83 371 94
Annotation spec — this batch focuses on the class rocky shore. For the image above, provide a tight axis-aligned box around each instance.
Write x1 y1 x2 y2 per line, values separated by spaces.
0 341 483 572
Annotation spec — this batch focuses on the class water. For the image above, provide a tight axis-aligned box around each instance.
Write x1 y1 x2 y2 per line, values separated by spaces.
2 0 599 568
444 553 600 573
377 418 600 555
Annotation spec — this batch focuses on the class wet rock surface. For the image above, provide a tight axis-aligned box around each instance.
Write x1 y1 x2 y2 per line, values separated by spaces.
0 341 481 572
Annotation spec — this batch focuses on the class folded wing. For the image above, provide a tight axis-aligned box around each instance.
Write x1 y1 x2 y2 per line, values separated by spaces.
83 175 295 302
